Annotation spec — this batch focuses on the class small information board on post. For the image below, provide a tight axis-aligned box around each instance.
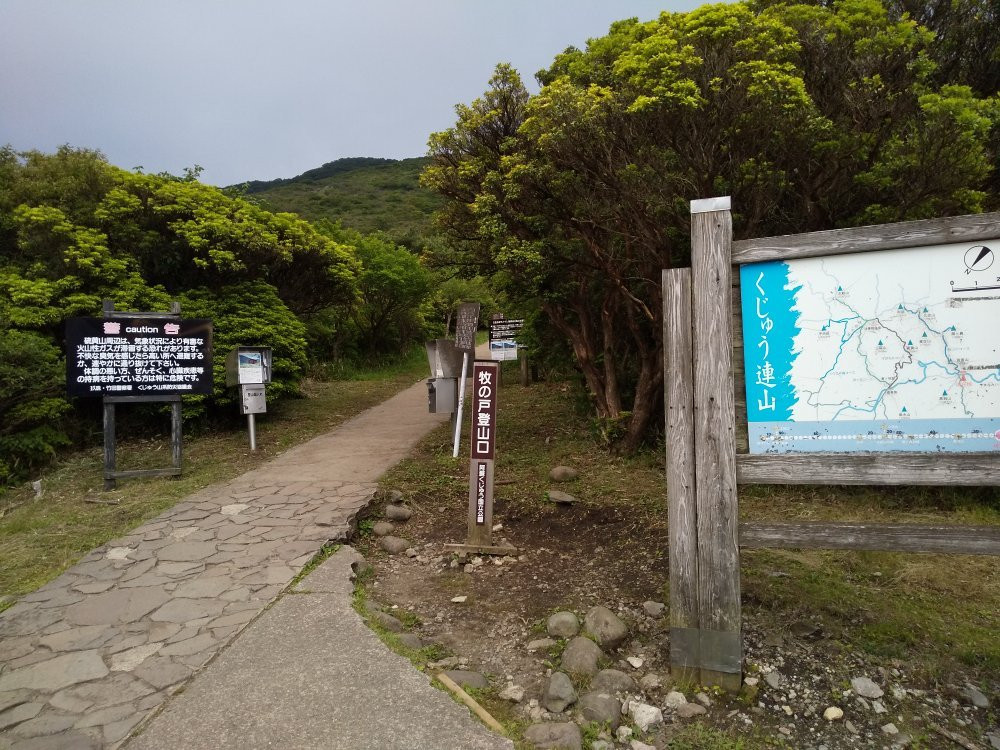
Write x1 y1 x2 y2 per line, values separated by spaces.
489 317 524 361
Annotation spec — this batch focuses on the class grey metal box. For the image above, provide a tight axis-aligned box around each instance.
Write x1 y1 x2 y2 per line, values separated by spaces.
427 377 456 413
240 384 267 414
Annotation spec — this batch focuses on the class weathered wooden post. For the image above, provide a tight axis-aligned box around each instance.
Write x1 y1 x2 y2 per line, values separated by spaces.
690 197 741 690
663 268 700 682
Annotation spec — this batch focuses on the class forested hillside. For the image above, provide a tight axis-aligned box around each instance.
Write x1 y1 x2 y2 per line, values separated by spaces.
238 157 440 242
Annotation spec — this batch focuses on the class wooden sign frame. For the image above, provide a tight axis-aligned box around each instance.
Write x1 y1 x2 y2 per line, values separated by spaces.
663 200 1000 689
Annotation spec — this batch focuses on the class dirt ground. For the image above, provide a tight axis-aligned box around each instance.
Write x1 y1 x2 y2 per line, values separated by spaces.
353 486 999 750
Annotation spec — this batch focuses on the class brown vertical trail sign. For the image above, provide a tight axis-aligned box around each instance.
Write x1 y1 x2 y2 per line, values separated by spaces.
446 360 516 556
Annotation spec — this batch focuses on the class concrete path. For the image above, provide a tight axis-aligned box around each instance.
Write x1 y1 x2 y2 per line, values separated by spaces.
125 547 511 750
0 370 510 750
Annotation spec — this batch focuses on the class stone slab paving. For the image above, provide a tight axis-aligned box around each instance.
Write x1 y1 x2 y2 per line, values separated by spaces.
0 378 449 749
124 547 513 750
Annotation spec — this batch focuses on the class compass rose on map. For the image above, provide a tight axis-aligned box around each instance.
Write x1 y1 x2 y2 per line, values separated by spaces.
963 245 994 273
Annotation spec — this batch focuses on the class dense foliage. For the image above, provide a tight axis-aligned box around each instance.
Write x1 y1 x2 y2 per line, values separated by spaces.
423 0 1000 451
0 146 363 485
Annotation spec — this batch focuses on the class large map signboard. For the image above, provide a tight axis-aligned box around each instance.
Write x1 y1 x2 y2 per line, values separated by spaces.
740 240 1000 453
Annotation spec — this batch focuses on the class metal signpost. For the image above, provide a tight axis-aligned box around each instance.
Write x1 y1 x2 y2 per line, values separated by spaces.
225 347 272 451
445 360 516 555
66 301 213 490
452 302 481 457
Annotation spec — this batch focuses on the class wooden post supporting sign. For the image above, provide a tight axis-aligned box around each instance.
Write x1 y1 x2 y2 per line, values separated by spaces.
664 202 1000 691
446 360 516 556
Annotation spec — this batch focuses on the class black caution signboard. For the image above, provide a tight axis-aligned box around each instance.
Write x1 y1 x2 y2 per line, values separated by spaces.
66 317 214 397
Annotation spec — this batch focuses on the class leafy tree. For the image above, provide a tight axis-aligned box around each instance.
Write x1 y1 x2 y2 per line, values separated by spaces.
315 223 433 358
0 147 363 485
178 282 308 407
424 0 999 451
0 329 71 483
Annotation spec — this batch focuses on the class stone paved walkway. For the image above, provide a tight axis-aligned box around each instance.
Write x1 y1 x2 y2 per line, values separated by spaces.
0 377 449 749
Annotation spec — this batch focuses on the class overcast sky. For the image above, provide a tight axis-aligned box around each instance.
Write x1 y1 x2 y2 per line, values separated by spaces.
0 1 704 186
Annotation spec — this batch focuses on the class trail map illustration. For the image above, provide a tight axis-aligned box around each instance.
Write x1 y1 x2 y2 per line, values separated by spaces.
740 240 1000 453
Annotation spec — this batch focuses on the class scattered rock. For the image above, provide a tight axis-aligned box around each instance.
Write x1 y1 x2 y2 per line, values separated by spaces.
388 489 405 504
677 703 707 719
369 611 405 633
427 657 461 670
639 673 661 691
882 723 899 735
405 548 418 558
630 742 656 750
527 638 557 653
395 633 423 650
591 741 613 750
959 684 989 708
523 721 582 750
560 636 604 676
872 699 887 714
372 521 394 537
549 466 579 482
764 670 784 689
844 720 859 735
546 611 580 638
695 692 712 708
823 706 844 721
615 726 633 742
790 620 821 639
547 490 579 505
986 731 1000 750
542 672 578 712
349 559 373 579
583 605 628 649
851 676 883 699
641 600 665 617
385 505 412 522
628 701 663 732
443 670 488 691
663 690 687 710
450 596 468 603
591 669 636 694
499 684 525 703
579 692 622 728
379 536 410 555
626 656 643 669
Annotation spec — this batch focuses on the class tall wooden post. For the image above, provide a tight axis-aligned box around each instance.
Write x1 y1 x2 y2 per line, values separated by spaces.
690 197 741 690
663 268 700 682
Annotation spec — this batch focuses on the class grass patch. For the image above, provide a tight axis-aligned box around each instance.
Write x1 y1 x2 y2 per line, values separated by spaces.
0 353 429 602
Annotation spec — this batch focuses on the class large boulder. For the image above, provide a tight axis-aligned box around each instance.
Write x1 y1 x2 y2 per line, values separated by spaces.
591 669 636 694
579 692 622 728
583 606 628 649
542 672 577 713
523 722 582 750
546 611 580 638
560 637 604 677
